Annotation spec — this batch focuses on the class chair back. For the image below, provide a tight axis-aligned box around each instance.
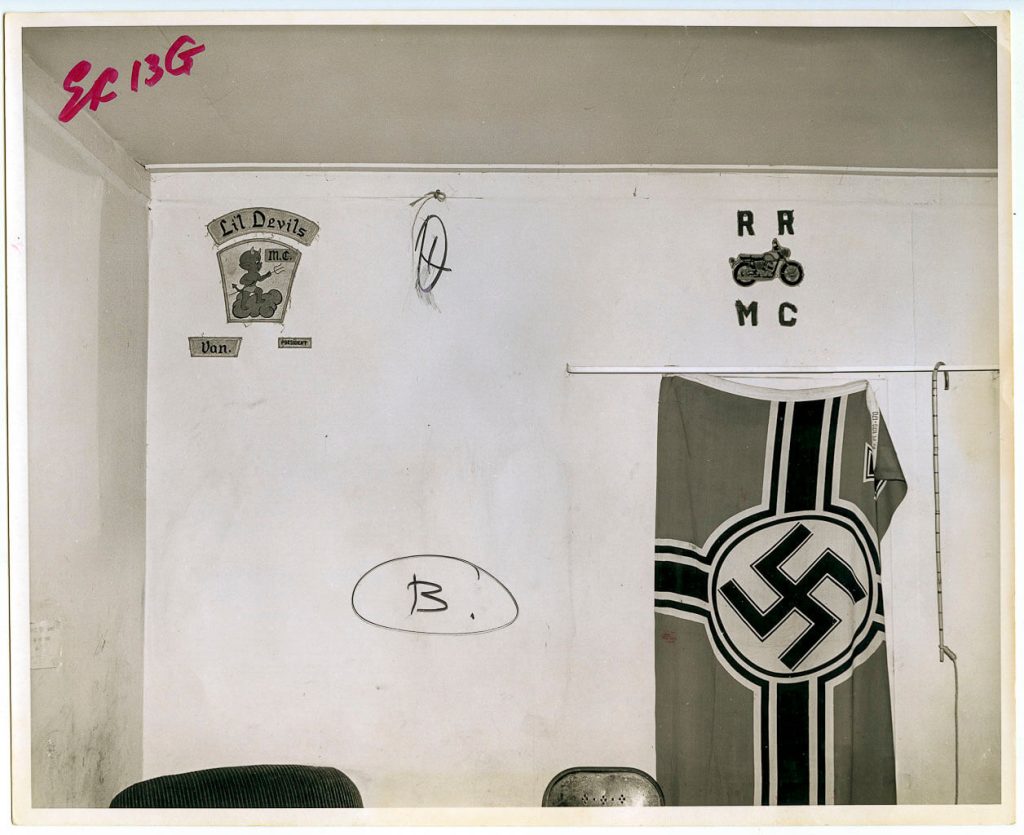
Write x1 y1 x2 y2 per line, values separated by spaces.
542 766 664 806
109 764 362 808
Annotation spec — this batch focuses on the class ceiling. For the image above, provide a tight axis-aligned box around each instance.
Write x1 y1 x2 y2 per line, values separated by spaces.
23 24 998 168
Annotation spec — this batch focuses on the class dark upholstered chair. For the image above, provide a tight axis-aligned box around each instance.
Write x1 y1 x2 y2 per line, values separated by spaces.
109 764 362 808
542 767 664 807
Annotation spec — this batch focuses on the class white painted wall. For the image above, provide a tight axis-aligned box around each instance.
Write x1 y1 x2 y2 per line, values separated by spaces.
143 171 999 807
23 59 150 807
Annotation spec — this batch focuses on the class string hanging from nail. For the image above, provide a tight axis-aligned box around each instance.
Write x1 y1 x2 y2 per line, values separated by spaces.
408 189 447 210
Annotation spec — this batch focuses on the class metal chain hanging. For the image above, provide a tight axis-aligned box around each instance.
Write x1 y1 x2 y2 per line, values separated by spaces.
931 361 960 804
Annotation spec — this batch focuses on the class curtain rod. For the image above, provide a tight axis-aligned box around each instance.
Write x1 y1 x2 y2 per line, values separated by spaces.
565 364 999 375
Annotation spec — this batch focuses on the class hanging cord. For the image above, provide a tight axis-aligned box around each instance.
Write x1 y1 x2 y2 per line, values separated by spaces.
931 361 960 804
409 188 446 211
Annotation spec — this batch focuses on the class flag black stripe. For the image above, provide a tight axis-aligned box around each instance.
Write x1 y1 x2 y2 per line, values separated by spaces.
785 399 826 512
655 544 712 566
653 598 708 619
777 681 810 804
823 397 841 504
655 561 709 602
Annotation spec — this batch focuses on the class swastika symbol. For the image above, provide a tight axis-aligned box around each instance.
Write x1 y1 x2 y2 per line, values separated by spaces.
719 522 866 670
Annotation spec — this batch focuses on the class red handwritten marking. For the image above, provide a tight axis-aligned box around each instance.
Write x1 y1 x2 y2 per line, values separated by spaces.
166 35 205 76
661 631 677 644
59 60 117 123
59 34 205 123
144 54 163 87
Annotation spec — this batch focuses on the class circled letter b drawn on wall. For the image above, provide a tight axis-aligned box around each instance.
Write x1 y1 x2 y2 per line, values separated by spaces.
207 207 320 324
351 555 519 635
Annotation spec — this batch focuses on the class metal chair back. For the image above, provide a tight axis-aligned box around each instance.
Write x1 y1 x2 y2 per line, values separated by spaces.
542 767 664 807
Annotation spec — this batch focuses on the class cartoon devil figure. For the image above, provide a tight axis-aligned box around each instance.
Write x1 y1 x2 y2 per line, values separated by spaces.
231 247 283 319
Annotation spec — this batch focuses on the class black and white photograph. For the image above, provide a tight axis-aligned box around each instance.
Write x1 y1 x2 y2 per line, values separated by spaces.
3 6 1014 826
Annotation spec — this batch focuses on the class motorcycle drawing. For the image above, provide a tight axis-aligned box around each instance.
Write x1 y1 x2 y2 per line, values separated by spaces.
729 238 804 287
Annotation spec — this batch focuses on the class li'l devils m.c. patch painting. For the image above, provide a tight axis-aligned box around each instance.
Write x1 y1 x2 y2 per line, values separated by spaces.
207 207 320 324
